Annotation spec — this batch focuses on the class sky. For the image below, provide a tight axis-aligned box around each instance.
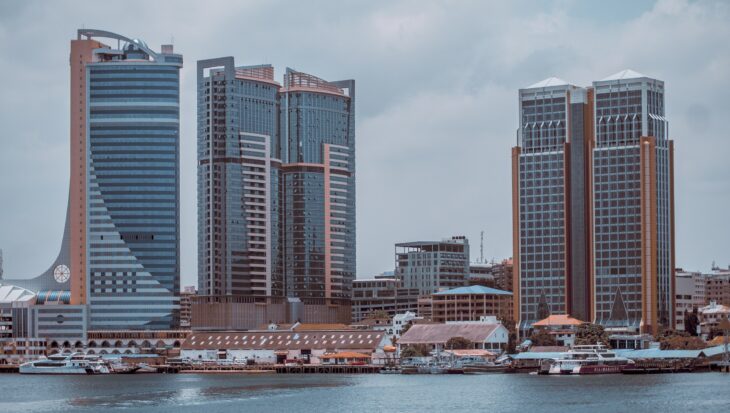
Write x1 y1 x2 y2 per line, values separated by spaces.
0 0 729 288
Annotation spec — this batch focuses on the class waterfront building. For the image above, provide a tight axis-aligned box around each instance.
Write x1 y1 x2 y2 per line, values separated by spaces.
4 30 183 333
512 70 675 336
196 58 355 321
531 314 584 347
392 311 423 338
705 266 730 307
697 301 730 337
675 269 706 330
427 285 513 323
395 236 470 295
351 277 419 322
397 320 510 353
181 327 386 365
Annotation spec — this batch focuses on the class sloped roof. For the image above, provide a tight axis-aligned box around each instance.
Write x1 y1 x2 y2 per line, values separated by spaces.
398 323 501 345
600 69 649 81
0 283 36 304
530 346 569 353
533 314 585 327
510 352 564 360
442 349 496 357
526 77 569 89
434 285 512 296
614 348 705 359
182 330 383 351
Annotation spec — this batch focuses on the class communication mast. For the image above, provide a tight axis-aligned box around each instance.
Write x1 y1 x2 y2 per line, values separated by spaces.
0 249 4 280
480 231 484 264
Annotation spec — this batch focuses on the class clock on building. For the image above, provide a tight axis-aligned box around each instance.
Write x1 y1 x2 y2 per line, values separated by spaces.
53 264 70 283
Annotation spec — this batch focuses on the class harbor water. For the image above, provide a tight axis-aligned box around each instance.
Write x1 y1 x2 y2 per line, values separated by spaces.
0 373 728 412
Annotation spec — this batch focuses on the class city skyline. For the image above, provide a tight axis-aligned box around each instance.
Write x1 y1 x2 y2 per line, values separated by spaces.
1 0 729 287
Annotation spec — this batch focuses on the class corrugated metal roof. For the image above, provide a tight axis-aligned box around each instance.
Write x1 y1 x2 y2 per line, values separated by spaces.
510 352 564 360
614 348 705 359
433 285 512 296
182 330 384 351
398 323 500 345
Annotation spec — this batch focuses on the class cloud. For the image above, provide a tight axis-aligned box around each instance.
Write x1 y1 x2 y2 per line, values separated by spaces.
0 0 729 286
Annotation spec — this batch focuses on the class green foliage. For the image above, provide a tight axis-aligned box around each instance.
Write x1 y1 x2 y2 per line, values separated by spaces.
499 317 518 354
683 309 699 336
657 329 707 350
574 323 610 347
400 344 430 358
529 329 557 347
445 336 472 350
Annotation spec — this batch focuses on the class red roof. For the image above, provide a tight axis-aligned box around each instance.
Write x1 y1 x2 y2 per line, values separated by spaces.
532 315 584 327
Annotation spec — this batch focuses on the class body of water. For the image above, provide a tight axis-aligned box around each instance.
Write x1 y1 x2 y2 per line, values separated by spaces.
0 372 728 412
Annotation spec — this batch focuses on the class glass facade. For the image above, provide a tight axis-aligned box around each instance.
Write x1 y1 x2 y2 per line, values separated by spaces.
514 72 674 335
197 62 355 301
592 75 672 331
86 37 182 330
197 63 280 297
516 85 571 331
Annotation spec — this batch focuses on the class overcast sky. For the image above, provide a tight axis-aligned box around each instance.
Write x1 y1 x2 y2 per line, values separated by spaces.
1 0 728 288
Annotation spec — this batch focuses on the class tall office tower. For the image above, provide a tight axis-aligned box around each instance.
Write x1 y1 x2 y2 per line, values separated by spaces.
513 78 593 333
79 30 183 329
197 60 355 303
280 69 356 299
197 58 282 297
591 70 674 334
512 71 675 336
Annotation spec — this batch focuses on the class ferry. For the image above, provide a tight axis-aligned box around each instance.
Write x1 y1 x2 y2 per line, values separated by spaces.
542 344 634 375
19 353 110 375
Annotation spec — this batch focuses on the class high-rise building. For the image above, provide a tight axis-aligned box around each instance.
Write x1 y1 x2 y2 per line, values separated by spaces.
196 58 355 317
395 236 470 295
80 30 183 329
2 30 183 332
512 70 675 336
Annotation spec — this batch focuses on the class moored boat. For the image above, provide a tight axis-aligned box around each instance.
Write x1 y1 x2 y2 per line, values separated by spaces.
19 353 108 375
545 344 634 375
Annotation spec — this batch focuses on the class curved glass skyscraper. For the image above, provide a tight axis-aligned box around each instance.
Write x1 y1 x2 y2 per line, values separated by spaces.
83 30 182 329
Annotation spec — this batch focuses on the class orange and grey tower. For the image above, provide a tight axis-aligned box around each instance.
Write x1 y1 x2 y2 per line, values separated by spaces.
512 70 674 336
591 70 674 335
512 78 594 334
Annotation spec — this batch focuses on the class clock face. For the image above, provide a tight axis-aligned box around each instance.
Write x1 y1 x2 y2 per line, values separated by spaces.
53 265 70 283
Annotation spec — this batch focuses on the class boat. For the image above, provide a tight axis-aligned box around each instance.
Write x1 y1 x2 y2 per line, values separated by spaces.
19 353 109 375
543 344 634 375
457 356 510 374
379 366 403 374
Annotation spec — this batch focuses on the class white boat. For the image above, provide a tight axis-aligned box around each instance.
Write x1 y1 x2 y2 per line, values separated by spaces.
545 344 634 375
19 353 109 375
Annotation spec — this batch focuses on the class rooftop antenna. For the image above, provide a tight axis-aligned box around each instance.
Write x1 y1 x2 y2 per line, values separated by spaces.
479 231 484 264
0 249 4 280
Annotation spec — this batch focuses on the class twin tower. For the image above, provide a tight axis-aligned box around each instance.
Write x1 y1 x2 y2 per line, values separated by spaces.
5 30 355 331
512 70 675 335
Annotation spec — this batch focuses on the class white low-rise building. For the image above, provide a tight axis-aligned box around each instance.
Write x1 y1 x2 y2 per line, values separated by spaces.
397 320 509 353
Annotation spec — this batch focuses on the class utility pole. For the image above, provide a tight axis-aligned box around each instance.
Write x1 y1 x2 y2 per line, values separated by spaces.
0 248 3 280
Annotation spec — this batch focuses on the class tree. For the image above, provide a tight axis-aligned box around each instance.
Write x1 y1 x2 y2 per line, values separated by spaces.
445 336 472 350
661 335 706 350
499 316 518 354
528 329 557 347
400 344 430 358
574 323 610 347
657 329 706 350
684 309 700 336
